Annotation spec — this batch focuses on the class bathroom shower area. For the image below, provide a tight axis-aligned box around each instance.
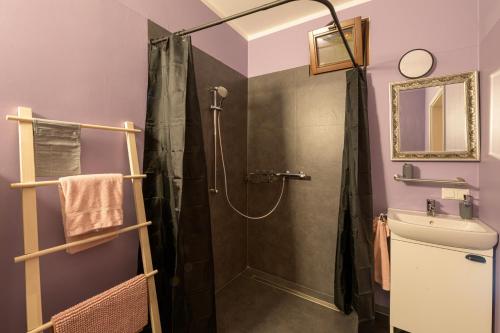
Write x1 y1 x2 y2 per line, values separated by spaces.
148 7 366 330
217 66 355 332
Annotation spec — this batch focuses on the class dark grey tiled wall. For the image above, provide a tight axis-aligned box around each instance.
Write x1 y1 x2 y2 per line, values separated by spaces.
148 21 248 291
194 49 248 291
247 66 346 296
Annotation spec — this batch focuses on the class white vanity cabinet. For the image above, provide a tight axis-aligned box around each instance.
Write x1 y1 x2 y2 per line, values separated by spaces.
390 233 493 333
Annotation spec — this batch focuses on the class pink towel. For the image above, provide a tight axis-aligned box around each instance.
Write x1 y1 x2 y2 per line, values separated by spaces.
373 217 391 291
52 274 148 333
58 174 123 254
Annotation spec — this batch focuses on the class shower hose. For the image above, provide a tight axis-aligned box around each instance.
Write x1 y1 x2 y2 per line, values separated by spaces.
217 112 286 220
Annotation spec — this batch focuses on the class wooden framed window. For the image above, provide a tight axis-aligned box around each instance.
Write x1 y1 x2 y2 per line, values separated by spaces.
308 16 369 75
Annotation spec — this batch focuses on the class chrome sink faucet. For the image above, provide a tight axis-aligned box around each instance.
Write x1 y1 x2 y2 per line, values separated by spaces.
426 199 436 216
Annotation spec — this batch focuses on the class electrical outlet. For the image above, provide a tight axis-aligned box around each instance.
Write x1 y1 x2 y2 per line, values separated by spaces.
442 188 470 200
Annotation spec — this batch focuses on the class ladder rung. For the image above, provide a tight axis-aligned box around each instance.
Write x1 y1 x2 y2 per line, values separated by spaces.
6 115 142 133
14 222 152 263
26 270 159 333
10 174 146 189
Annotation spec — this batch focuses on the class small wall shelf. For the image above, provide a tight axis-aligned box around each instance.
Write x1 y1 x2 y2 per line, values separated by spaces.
393 174 468 186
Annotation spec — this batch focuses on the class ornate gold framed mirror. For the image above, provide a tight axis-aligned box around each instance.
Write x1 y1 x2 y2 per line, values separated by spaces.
390 71 479 161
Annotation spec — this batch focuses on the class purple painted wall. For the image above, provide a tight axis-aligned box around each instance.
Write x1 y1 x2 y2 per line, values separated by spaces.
0 0 246 331
478 0 500 331
0 2 146 331
248 0 480 218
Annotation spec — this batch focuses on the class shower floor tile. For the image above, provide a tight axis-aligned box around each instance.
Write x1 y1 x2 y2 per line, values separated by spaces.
216 275 358 333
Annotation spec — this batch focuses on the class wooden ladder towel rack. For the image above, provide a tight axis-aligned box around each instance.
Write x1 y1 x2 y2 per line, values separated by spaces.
8 107 162 333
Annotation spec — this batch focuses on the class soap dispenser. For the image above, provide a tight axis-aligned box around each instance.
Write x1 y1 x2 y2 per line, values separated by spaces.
402 163 413 179
459 194 473 219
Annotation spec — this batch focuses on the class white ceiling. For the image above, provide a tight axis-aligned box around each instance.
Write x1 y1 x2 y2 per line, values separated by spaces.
200 0 371 40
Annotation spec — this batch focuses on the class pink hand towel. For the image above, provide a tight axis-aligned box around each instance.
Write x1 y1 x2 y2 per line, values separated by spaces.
52 274 148 333
58 174 123 254
373 217 391 291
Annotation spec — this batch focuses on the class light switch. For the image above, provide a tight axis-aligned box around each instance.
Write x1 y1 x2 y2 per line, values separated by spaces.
442 188 470 200
442 188 456 199
454 188 470 200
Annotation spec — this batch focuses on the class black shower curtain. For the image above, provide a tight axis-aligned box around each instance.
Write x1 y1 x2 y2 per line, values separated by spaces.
140 35 217 333
334 67 374 325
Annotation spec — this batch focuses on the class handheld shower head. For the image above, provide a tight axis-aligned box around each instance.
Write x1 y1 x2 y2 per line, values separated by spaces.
210 86 229 110
216 86 228 98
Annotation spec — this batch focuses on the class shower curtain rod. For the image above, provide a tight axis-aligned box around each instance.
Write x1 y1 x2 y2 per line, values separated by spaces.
150 0 358 68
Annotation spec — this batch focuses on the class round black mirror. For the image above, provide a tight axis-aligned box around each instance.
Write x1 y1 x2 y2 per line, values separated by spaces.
398 49 434 79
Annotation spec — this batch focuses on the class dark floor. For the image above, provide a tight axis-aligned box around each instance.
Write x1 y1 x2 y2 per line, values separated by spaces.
360 313 391 333
216 275 389 333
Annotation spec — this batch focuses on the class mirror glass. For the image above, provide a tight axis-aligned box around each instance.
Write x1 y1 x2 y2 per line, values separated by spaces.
391 71 479 161
399 83 467 152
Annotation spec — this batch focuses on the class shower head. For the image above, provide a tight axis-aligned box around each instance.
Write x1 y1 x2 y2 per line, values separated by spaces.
210 86 228 110
215 86 228 98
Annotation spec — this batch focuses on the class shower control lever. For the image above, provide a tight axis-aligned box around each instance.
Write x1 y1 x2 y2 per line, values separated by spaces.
247 170 311 183
274 171 311 181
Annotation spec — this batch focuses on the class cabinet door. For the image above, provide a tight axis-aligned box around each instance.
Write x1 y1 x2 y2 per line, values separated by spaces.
390 239 492 333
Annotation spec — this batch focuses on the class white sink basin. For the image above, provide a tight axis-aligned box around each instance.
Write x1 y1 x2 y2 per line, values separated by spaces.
388 208 498 250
